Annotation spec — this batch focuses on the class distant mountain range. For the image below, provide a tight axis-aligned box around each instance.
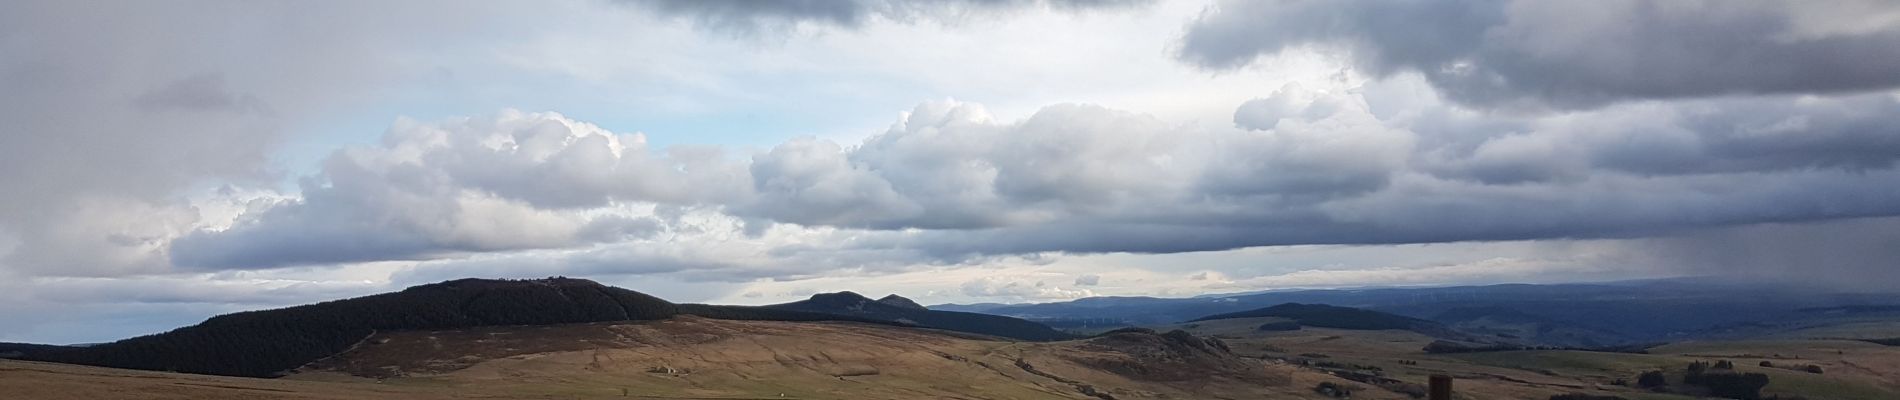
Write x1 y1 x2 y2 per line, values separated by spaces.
935 280 1900 344
1193 303 1433 330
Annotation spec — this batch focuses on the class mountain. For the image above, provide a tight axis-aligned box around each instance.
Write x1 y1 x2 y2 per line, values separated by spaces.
765 291 1074 341
928 302 1011 313
876 294 927 310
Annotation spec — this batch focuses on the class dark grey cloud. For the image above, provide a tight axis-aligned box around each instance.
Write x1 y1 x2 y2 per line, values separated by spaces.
1618 216 1900 291
171 84 1900 271
1407 92 1900 183
1179 0 1900 108
626 0 1150 33
132 74 273 115
820 87 1900 260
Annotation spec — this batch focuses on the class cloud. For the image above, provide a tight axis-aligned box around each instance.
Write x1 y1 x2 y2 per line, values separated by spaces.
1621 216 1900 291
15 0 1890 310
132 74 273 115
172 81 1900 271
1074 274 1100 286
1198 216 1900 291
624 0 1150 33
960 276 1094 300
1187 271 1226 282
1178 0 1900 108
737 101 1204 229
170 111 719 269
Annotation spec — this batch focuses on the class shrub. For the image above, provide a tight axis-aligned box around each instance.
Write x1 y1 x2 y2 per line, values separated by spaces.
1684 371 1769 400
1635 370 1667 388
1687 361 1711 374
1313 381 1353 398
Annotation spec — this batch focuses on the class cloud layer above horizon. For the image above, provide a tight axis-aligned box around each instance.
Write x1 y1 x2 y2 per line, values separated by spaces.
3 0 1898 343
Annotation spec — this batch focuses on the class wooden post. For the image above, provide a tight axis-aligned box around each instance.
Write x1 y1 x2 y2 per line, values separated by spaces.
1429 374 1453 400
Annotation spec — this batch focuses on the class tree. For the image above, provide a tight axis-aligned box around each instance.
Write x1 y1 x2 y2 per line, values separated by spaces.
1684 372 1769 400
1687 361 1710 375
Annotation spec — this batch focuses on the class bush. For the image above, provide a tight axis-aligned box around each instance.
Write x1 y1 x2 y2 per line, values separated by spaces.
1636 370 1667 388
1759 360 1774 367
1685 371 1770 400
1313 381 1353 398
1687 361 1711 374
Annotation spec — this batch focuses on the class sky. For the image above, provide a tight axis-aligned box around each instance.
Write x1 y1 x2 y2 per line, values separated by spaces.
3 0 1899 344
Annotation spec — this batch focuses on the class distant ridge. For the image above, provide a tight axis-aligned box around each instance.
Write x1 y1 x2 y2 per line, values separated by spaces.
0 342 68 359
767 292 1074 341
1190 303 1464 339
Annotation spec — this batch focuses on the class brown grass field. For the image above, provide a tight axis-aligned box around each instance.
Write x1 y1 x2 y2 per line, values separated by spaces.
4 316 1898 399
